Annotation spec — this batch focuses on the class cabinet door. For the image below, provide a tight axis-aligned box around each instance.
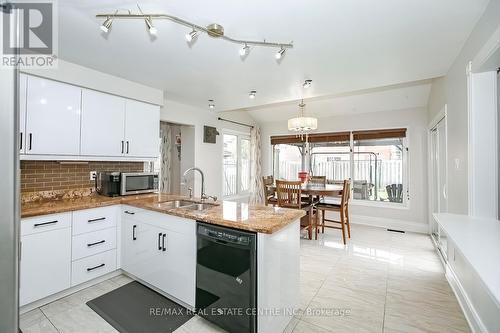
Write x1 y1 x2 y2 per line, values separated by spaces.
148 228 196 307
25 76 81 155
20 227 71 306
81 89 125 156
125 99 159 158
121 217 162 281
19 74 27 154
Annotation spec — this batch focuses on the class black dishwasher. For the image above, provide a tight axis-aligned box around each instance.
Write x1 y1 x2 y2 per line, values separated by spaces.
196 222 257 333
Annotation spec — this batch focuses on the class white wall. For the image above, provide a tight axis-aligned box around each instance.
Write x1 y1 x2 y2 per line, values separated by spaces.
427 0 500 214
260 107 429 232
21 59 163 106
160 97 256 198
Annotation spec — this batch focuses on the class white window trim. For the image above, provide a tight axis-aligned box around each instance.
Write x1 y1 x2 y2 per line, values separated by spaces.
222 129 251 199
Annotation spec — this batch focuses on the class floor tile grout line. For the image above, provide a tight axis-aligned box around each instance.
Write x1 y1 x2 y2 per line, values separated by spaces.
38 307 62 333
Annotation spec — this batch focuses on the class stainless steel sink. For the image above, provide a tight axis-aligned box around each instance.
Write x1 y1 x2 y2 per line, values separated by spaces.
184 203 216 211
161 200 196 209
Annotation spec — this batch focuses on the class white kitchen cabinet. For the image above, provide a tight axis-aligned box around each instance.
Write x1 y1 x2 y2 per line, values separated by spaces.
125 99 159 158
81 89 126 157
20 214 72 306
71 249 117 286
25 76 82 155
19 73 27 153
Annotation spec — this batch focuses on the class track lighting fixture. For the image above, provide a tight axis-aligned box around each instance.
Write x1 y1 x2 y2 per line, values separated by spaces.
208 100 215 109
303 80 312 89
100 16 113 33
249 90 257 99
144 16 157 35
275 47 286 60
186 29 198 42
239 44 250 56
96 6 293 60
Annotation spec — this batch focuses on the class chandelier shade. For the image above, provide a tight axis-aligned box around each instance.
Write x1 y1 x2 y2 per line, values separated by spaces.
287 100 318 136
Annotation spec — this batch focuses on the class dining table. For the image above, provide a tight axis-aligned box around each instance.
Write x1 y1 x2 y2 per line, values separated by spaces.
269 183 343 197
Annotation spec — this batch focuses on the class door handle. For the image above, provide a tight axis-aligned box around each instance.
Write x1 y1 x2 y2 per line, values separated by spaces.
87 240 105 247
124 210 135 215
34 220 57 227
87 217 105 223
132 225 137 240
158 233 162 250
20 132 23 150
162 233 166 251
126 141 129 154
121 140 124 154
86 263 105 272
28 133 32 150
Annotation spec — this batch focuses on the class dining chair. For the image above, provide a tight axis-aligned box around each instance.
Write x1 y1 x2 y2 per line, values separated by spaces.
316 179 351 244
307 175 327 204
276 180 318 240
262 175 278 206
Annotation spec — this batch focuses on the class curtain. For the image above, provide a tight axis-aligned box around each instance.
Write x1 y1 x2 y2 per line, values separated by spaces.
250 126 264 204
159 122 172 193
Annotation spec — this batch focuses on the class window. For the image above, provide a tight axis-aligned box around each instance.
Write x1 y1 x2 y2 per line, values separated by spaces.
223 132 251 197
271 128 408 205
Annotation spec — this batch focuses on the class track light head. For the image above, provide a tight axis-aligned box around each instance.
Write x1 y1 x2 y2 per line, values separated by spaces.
303 80 312 89
208 99 215 109
239 44 250 56
144 16 157 35
100 17 113 33
249 90 257 99
186 29 198 42
275 47 286 60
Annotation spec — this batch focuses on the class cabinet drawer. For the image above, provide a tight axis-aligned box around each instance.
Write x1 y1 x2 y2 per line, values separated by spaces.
21 213 71 236
71 249 117 286
72 227 116 261
73 206 118 235
122 205 195 236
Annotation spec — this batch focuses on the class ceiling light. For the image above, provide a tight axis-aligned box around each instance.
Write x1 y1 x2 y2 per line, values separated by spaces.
249 90 256 99
186 29 198 42
303 80 312 89
100 17 113 33
275 47 286 60
288 100 317 140
208 100 215 109
145 16 157 35
239 44 250 56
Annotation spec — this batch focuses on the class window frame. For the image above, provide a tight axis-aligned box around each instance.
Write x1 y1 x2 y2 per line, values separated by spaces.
271 129 410 208
222 129 251 199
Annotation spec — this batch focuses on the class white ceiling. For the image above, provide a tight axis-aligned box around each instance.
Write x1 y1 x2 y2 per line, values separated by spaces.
59 0 488 111
243 81 432 123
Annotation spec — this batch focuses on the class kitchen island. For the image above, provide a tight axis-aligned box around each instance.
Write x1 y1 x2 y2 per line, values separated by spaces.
21 193 304 333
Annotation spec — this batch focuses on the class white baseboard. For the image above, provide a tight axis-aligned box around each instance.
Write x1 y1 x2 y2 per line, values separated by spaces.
445 264 488 333
347 214 429 233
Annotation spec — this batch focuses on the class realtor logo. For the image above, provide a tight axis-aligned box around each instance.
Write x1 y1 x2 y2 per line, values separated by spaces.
1 1 58 68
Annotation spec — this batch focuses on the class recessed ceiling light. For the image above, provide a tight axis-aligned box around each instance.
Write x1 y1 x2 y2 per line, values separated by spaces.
144 16 157 35
186 29 198 42
208 99 215 109
275 47 286 60
303 80 312 88
100 17 113 33
249 90 257 99
239 44 250 56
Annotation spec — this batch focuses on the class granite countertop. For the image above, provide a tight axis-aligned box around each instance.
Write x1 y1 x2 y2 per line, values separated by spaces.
21 193 305 234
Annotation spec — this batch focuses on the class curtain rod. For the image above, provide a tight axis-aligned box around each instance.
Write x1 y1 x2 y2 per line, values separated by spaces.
217 117 254 129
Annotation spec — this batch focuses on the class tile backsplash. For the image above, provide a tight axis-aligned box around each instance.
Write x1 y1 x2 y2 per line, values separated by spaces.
20 161 144 193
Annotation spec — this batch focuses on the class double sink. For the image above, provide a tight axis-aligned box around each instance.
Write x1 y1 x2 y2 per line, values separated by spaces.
160 200 216 211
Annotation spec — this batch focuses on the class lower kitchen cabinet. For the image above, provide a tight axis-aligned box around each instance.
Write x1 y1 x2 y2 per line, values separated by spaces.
20 213 72 306
121 207 196 307
71 249 117 286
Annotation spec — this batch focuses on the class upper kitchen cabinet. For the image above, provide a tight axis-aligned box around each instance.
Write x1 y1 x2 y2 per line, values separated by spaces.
81 89 126 157
19 74 27 154
25 76 81 156
125 99 160 158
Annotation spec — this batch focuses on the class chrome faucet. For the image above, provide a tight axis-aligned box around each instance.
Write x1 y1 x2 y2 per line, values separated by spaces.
182 167 217 202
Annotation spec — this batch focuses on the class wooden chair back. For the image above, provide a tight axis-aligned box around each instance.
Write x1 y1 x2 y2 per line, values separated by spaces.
309 176 326 185
276 180 302 209
341 179 351 209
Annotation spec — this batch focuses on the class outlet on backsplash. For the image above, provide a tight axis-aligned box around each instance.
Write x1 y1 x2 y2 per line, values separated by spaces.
90 171 97 181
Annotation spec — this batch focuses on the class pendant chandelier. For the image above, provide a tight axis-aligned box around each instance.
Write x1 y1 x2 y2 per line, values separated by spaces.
288 99 317 140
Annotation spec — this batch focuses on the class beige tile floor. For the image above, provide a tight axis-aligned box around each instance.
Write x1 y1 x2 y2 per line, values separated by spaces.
20 225 470 333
